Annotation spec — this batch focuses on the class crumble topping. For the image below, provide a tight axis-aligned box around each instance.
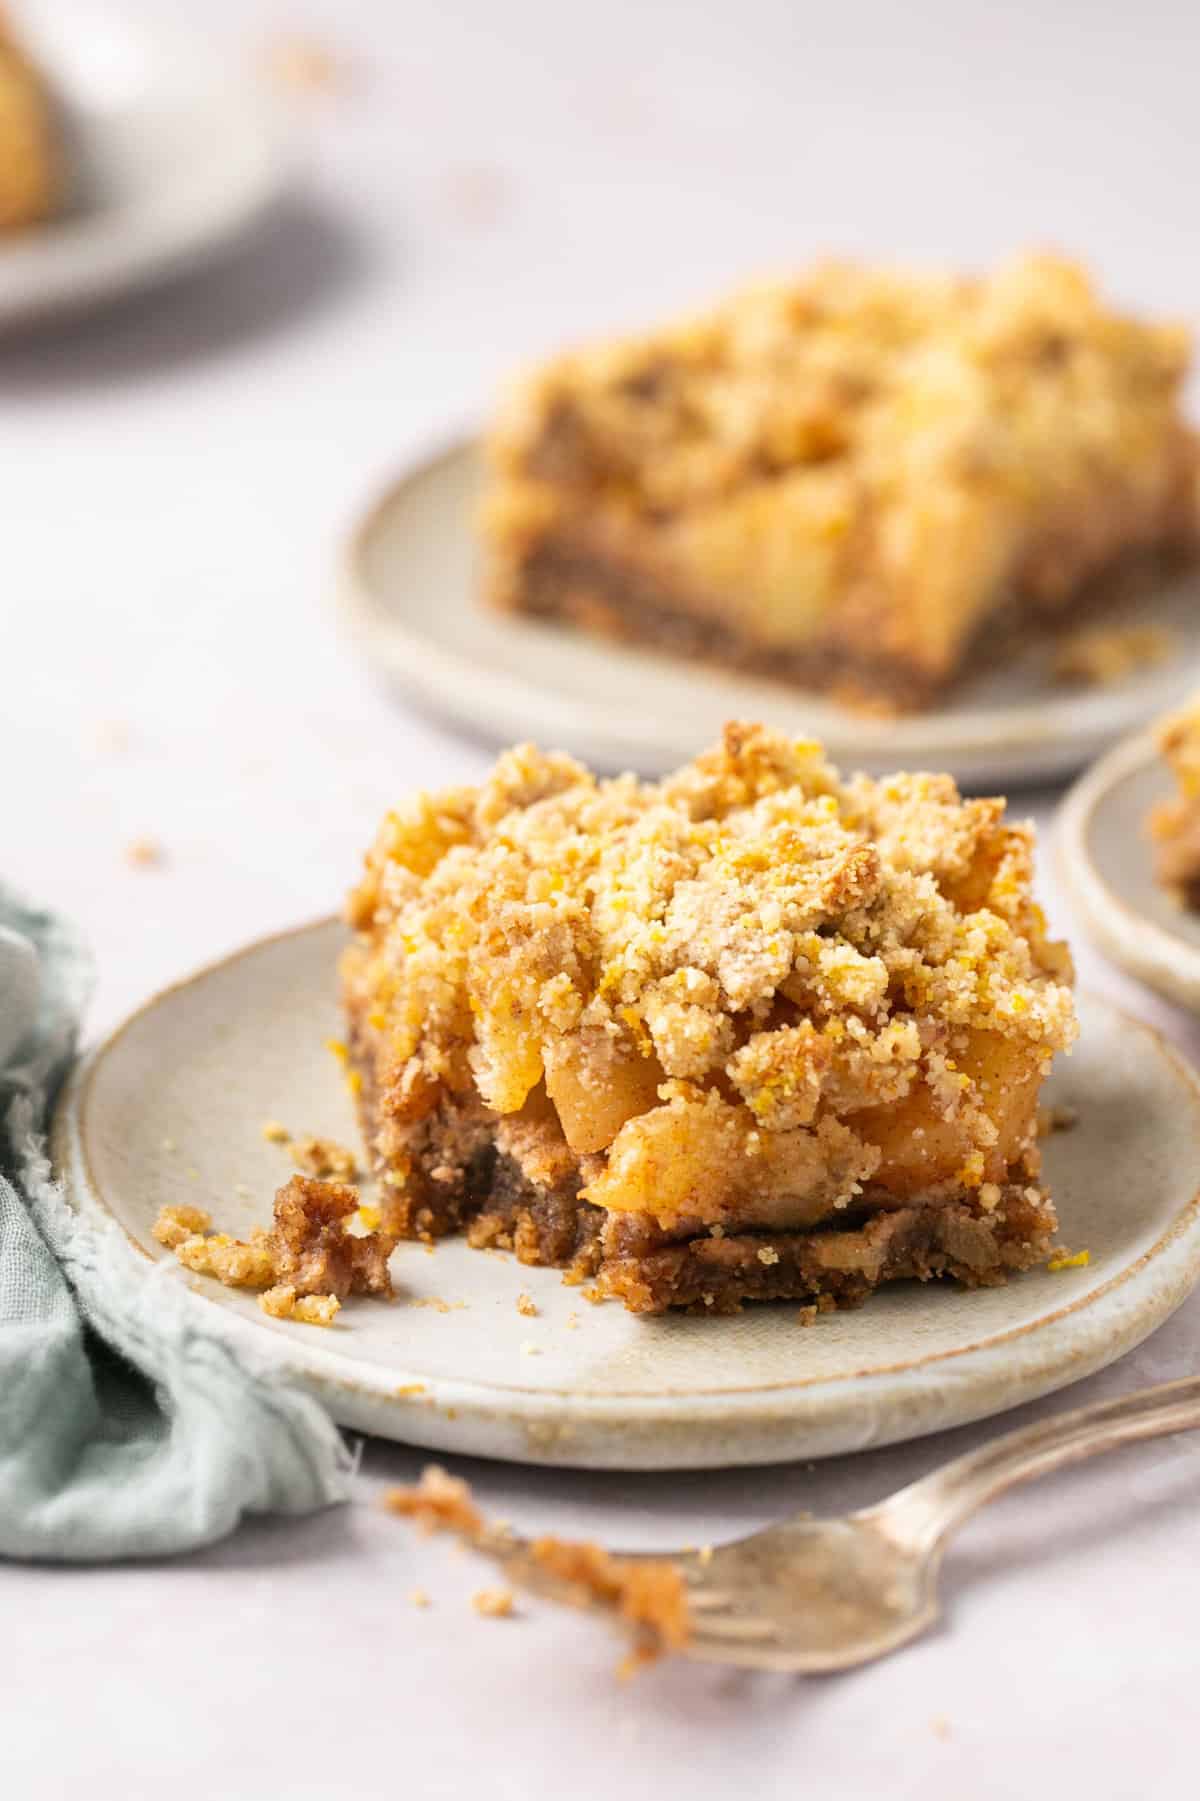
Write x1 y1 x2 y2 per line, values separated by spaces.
152 1175 395 1324
345 722 1075 1236
488 255 1192 533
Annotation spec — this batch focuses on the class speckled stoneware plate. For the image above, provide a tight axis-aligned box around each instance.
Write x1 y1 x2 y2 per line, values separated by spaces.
0 5 290 330
340 441 1200 790
52 919 1200 1470
1059 728 1200 1012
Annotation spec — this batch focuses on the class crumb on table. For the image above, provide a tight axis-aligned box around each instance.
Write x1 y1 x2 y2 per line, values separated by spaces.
261 1119 291 1144
384 1466 690 1672
472 1587 515 1619
124 837 163 869
262 34 349 94
385 1465 485 1537
515 1292 538 1318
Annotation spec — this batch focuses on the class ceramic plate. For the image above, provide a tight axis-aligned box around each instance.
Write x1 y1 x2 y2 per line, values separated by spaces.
0 5 289 329
51 919 1200 1469
1059 728 1200 1011
341 442 1200 789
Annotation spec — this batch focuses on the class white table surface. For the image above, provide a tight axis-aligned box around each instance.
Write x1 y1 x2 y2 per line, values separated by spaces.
5 1 1200 1795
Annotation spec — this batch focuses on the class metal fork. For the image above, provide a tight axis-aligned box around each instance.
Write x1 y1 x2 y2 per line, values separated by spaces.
475 1375 1200 1672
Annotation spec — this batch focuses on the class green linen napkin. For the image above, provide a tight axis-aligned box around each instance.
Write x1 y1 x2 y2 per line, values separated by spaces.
0 885 350 1560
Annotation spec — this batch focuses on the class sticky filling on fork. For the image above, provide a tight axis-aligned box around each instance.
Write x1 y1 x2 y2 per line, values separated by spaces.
341 724 1076 1314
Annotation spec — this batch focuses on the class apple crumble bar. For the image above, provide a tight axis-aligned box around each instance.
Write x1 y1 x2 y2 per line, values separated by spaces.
0 12 58 230
481 253 1199 711
342 723 1076 1314
1149 698 1200 906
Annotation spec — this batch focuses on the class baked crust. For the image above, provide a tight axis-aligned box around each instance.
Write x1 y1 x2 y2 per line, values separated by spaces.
480 254 1200 712
342 724 1076 1314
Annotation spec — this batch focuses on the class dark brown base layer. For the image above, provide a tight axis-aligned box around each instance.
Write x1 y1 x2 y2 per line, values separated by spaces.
492 535 1197 716
597 1191 1056 1315
348 1021 1057 1315
504 541 941 712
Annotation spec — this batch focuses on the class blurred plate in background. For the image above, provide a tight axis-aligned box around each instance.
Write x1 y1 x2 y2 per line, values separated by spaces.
0 4 290 328
1059 728 1200 1012
342 441 1200 789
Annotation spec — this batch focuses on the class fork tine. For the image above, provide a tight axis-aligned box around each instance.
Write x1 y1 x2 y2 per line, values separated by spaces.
686 1615 782 1644
682 1589 735 1612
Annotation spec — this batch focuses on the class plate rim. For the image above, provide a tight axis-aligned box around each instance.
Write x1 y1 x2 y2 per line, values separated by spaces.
339 437 1200 787
1058 727 1200 1012
0 3 294 328
50 915 1200 1465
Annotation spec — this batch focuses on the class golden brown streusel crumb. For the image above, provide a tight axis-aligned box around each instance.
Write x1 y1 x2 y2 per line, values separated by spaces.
259 1283 340 1325
260 1284 298 1319
471 1587 515 1618
152 1203 212 1249
1053 624 1173 687
289 1133 358 1180
931 1717 952 1742
261 1119 291 1144
293 1293 342 1326
515 1291 538 1317
124 837 163 869
409 1588 431 1609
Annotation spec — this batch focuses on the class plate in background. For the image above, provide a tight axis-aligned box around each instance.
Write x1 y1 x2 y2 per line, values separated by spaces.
1059 728 1200 1011
0 4 290 328
341 441 1200 789
51 917 1200 1470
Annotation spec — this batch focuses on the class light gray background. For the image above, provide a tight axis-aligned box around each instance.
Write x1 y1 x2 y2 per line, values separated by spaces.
4 2 1200 1796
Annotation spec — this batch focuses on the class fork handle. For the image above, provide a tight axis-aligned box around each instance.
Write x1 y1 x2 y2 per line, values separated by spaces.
873 1375 1200 1553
